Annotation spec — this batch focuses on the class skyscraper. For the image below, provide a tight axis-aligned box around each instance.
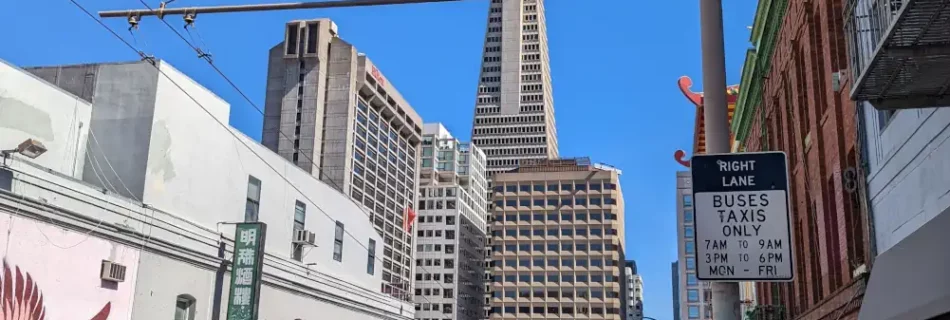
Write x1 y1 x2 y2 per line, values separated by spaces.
470 0 559 176
262 18 423 300
413 123 489 320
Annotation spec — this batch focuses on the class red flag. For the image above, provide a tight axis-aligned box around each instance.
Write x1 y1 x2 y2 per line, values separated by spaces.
403 207 417 232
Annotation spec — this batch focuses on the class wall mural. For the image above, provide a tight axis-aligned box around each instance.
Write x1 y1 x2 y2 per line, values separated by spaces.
0 214 138 319
0 261 111 320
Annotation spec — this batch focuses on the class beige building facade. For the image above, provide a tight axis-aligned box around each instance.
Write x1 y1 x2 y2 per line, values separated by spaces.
486 158 625 319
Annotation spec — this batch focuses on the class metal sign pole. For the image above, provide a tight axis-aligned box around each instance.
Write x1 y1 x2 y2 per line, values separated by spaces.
699 0 741 319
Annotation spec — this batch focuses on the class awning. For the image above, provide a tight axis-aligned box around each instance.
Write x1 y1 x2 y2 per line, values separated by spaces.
858 206 950 320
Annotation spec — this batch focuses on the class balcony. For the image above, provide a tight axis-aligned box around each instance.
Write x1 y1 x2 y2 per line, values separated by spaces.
846 0 950 109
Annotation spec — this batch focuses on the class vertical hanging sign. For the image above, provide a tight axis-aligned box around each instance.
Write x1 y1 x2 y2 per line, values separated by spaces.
227 222 267 320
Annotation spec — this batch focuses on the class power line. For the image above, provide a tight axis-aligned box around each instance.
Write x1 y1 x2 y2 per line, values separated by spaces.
98 0 463 19
65 0 451 305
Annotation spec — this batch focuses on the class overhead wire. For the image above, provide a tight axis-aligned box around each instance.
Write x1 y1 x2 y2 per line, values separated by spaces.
126 0 455 302
66 0 449 305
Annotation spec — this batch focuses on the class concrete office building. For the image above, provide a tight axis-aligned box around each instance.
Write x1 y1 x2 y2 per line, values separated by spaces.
486 158 625 319
624 260 643 320
260 18 423 300
413 123 489 320
675 171 711 320
5 59 413 319
470 0 559 176
672 262 681 320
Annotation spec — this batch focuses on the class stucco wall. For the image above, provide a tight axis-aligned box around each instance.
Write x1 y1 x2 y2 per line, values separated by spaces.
0 213 139 319
143 61 385 290
0 59 91 179
862 105 950 253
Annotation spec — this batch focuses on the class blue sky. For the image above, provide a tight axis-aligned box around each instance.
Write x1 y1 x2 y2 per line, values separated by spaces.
0 0 754 318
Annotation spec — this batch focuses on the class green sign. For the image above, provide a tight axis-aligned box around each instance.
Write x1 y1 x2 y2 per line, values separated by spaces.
226 222 267 320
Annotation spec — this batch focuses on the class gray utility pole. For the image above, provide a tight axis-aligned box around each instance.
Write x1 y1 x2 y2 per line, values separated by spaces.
99 0 462 18
699 0 742 320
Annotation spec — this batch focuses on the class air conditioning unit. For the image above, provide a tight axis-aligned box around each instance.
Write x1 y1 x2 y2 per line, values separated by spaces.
293 229 317 246
100 260 127 282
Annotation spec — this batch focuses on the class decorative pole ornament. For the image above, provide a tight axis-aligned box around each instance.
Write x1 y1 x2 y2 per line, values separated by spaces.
675 150 691 168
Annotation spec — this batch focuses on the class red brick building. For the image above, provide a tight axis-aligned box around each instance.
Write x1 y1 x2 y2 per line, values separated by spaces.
731 0 874 319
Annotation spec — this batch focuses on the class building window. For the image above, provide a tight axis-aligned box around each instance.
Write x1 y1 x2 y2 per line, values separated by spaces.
683 194 693 207
292 200 306 261
686 273 698 285
333 221 345 261
686 257 695 270
684 209 694 223
245 176 262 222
174 294 196 320
367 238 376 275
685 226 694 238
688 306 700 319
687 289 699 302
686 241 695 254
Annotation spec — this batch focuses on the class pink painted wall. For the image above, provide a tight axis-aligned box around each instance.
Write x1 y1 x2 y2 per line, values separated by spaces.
0 214 139 320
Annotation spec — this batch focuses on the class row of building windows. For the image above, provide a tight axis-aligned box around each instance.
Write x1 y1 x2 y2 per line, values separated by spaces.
494 256 620 269
491 243 620 256
494 288 619 299
473 125 547 136
492 227 619 238
491 273 620 285
474 136 547 147
489 306 620 316
496 182 618 193
493 211 619 223
415 272 455 283
416 303 453 313
243 176 376 274
474 114 545 125
494 197 618 208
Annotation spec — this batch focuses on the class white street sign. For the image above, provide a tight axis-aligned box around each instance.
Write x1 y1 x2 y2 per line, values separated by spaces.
690 152 794 281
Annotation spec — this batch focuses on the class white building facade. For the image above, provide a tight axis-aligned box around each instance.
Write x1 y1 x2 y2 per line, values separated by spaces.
624 261 643 320
412 123 488 320
856 105 950 319
2 58 413 320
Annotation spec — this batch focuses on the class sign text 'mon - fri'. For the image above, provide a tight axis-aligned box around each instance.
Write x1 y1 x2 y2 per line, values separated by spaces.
690 152 795 282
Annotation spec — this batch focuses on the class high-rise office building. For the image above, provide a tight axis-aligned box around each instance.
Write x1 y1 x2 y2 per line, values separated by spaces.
470 0 559 176
486 158 625 319
672 261 681 320
624 260 643 320
676 171 712 320
413 123 489 320
262 18 423 300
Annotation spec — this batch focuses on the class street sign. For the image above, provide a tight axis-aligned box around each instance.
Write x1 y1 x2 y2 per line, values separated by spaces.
227 222 267 320
690 152 794 281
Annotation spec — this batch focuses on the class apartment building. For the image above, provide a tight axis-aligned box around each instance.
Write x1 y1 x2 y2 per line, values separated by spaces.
486 158 625 319
5 58 414 320
413 123 489 320
260 18 423 300
470 0 559 176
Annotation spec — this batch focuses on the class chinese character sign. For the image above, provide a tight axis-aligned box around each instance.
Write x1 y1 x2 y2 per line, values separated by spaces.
227 223 267 320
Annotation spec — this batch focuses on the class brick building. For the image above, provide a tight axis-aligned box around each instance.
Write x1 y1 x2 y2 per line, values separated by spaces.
731 0 873 319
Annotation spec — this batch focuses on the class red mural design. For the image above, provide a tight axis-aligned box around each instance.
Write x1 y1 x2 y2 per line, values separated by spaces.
674 150 691 168
0 261 111 320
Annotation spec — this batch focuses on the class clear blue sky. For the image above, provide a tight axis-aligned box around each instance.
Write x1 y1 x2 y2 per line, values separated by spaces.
1 0 754 318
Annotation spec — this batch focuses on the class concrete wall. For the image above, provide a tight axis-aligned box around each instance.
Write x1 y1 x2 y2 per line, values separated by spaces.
861 105 950 253
145 60 385 290
7 59 413 319
0 213 139 319
0 59 91 178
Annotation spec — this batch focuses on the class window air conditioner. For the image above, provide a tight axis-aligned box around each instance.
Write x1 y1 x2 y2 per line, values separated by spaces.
294 229 317 246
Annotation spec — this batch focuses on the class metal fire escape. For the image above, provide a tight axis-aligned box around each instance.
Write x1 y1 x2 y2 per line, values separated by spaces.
845 0 950 109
